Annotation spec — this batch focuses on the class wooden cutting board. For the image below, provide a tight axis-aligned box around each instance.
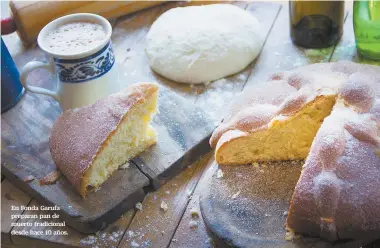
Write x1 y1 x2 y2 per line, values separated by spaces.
199 162 380 248
1 85 215 233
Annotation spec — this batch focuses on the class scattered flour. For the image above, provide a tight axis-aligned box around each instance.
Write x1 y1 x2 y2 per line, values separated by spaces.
131 240 140 247
231 190 241 199
189 220 198 229
216 169 224 179
160 201 168 212
135 202 143 211
190 208 199 219
119 162 130 170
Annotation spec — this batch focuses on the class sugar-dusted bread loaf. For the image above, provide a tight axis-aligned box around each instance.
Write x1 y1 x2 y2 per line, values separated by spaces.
50 83 159 197
287 65 380 242
210 61 380 242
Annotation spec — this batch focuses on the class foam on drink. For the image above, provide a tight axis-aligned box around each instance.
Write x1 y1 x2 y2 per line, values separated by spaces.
44 21 106 55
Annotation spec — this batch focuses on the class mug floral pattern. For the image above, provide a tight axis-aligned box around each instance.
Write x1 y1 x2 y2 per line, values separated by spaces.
54 42 115 83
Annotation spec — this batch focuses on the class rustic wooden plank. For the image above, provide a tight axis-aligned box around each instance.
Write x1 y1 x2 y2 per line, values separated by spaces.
1 243 23 248
330 12 380 66
10 199 75 247
48 209 135 248
119 152 213 248
132 86 215 189
194 1 281 122
9 198 81 246
1 179 32 245
169 153 218 248
6 239 69 248
10 199 136 248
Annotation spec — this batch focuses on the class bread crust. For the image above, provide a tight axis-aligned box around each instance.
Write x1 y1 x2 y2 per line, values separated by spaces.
287 102 380 241
49 83 159 197
287 65 380 242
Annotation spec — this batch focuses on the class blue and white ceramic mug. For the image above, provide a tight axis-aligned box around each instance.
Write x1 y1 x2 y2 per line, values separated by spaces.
20 13 119 111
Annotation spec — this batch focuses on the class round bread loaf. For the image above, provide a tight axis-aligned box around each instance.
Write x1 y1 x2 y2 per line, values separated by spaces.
209 61 380 242
145 4 262 84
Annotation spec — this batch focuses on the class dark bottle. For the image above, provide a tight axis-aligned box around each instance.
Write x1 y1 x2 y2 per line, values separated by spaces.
289 1 345 48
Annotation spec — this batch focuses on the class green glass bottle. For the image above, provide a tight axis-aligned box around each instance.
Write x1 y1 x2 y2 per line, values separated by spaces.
353 0 380 60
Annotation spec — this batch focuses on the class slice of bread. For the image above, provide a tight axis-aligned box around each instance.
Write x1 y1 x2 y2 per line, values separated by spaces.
50 82 159 197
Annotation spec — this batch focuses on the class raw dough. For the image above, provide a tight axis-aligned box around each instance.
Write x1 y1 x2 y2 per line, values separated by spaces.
145 4 263 84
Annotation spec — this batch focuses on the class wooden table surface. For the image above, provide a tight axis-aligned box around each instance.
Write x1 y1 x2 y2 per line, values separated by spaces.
2 1 380 248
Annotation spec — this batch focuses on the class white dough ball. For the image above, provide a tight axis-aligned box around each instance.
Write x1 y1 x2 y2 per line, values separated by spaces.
145 4 263 84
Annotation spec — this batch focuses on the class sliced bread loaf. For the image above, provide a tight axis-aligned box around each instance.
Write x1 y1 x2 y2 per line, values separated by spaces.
50 82 159 197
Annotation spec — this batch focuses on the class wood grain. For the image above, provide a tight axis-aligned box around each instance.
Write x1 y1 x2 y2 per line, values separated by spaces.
10 199 136 248
169 153 218 248
48 209 135 248
119 153 212 248
132 86 215 189
11 199 71 247
1 179 32 245
195 1 281 123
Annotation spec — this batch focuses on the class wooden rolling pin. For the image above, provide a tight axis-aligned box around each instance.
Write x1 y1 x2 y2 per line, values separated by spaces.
2 1 222 47
4 1 166 46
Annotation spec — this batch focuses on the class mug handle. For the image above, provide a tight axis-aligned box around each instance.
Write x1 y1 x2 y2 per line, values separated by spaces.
20 61 60 101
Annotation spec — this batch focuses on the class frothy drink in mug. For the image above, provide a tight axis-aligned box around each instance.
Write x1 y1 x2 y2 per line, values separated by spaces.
44 22 107 55
20 14 120 111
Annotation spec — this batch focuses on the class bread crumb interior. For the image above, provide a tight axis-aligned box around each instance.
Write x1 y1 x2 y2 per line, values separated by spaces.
82 92 158 194
216 95 336 164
